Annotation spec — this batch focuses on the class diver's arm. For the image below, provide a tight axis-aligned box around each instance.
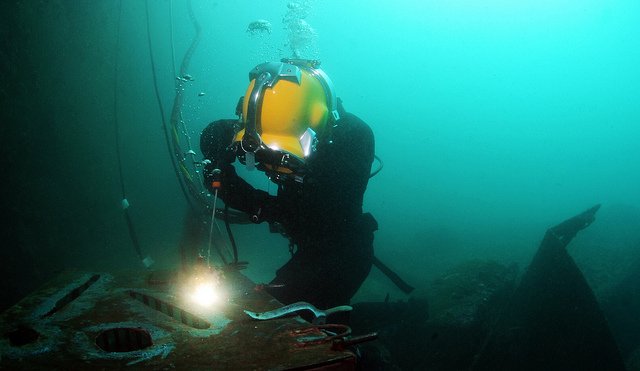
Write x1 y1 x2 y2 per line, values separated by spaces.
200 119 280 223
217 164 280 223
201 159 280 224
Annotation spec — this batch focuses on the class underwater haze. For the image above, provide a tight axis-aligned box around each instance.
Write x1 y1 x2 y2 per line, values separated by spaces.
2 0 640 362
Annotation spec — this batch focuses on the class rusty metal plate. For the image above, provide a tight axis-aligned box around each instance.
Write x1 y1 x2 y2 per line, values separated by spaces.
0 269 355 370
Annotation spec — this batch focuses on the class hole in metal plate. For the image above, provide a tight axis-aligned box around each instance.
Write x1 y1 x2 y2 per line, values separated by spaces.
95 327 153 353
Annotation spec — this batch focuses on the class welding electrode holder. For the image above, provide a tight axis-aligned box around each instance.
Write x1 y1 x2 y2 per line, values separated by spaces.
201 158 222 192
210 167 222 190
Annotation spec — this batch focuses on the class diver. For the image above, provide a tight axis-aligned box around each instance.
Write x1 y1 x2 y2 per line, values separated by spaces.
200 59 377 322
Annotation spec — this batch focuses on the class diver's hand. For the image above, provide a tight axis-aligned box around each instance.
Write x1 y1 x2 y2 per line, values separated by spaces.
248 191 279 224
219 164 279 224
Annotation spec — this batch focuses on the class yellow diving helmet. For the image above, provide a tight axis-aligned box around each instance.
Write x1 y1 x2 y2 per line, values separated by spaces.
234 59 339 179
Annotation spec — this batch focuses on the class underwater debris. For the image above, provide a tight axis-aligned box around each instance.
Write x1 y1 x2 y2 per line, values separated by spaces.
244 301 352 322
473 204 626 371
426 260 517 326
247 19 272 35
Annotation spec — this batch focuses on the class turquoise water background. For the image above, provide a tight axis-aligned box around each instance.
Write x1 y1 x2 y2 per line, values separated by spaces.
2 0 639 306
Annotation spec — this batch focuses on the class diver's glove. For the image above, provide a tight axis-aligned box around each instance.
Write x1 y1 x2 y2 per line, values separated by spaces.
218 164 280 224
249 190 280 224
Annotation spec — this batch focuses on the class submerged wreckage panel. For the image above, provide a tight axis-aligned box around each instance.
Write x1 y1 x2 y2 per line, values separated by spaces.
0 269 356 369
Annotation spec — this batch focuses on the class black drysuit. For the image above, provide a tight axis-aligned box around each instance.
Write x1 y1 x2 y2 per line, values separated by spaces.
200 107 376 312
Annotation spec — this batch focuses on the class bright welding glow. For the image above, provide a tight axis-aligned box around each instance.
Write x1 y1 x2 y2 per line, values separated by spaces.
185 257 226 309
190 280 220 307
185 264 226 309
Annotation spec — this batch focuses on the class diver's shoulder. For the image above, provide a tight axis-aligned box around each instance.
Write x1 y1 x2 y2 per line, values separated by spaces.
339 112 373 137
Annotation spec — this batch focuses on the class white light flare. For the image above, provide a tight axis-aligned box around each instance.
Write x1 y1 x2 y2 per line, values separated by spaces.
191 281 220 307
186 269 225 309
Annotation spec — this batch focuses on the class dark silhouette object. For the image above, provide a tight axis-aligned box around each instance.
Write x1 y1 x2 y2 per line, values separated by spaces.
472 204 627 370
351 260 516 370
603 251 640 359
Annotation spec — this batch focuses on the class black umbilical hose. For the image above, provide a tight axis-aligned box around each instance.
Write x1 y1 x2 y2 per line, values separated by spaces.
224 203 239 264
145 0 196 214
114 0 148 265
